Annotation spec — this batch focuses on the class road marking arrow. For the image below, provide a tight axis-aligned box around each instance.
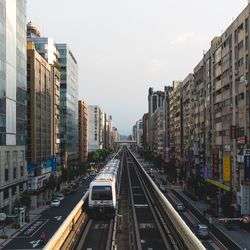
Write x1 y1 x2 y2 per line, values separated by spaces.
30 240 40 248
54 216 62 221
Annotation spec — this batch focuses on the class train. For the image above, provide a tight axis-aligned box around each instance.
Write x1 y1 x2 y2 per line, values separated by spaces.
87 158 121 217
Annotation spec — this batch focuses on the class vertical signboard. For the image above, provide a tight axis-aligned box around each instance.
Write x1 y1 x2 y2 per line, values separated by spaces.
244 149 250 184
212 149 219 180
165 147 170 163
223 156 231 182
241 185 250 215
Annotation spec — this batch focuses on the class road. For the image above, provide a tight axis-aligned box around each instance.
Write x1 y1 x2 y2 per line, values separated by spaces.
3 177 93 250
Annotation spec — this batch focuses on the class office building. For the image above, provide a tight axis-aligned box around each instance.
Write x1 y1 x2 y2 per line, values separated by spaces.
0 0 27 213
56 44 78 167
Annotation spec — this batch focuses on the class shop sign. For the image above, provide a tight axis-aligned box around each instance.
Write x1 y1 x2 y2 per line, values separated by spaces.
223 156 231 182
244 155 250 183
238 136 246 144
241 185 250 215
212 149 219 180
230 125 237 139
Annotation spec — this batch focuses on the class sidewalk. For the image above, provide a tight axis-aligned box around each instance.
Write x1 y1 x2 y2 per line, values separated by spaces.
173 187 250 250
0 205 49 248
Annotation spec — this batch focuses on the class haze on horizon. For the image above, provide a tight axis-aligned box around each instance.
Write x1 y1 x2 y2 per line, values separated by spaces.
28 0 247 135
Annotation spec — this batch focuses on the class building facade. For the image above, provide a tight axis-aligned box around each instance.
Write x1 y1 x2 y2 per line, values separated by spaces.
169 81 183 169
88 105 104 152
78 100 88 163
0 0 27 213
56 44 78 167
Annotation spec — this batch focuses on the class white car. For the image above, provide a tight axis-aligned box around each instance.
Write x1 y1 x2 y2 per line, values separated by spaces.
55 194 64 201
51 199 61 207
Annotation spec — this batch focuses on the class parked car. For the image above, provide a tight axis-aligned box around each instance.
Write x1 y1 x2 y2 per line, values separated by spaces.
51 199 61 207
194 224 209 239
175 202 186 211
55 194 64 201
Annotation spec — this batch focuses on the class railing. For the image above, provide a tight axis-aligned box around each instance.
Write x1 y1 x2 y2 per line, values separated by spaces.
44 191 89 250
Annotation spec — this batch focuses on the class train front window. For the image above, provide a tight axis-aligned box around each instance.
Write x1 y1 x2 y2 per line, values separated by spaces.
92 186 112 200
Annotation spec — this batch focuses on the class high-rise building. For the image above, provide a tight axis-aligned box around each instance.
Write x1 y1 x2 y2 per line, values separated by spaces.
56 44 78 167
0 0 27 213
88 105 104 152
78 100 88 163
27 42 52 166
169 81 183 169
148 88 165 151
26 22 60 163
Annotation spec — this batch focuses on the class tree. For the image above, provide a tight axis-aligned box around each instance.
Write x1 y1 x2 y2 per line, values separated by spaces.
19 191 31 210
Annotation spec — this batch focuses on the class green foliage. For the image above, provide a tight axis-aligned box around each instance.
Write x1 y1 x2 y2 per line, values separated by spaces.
19 191 31 210
46 176 57 190
88 148 112 163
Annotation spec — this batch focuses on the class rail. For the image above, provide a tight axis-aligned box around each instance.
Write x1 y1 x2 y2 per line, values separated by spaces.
44 191 89 250
128 149 206 250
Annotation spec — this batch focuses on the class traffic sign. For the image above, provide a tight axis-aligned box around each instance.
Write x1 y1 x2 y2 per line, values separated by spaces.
0 213 6 221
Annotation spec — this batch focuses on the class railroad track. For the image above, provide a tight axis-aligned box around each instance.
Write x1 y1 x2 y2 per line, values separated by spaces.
75 218 114 250
125 150 181 250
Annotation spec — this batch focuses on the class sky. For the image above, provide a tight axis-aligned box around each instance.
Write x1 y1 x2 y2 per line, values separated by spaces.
28 0 247 135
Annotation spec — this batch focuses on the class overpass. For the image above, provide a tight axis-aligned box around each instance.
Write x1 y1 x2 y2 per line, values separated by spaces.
114 140 136 144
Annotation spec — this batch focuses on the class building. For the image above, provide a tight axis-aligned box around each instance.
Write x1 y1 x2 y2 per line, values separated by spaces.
169 81 183 170
78 100 88 163
148 88 166 151
27 22 60 64
133 119 143 147
27 42 59 208
182 73 195 184
142 113 149 149
0 0 27 213
56 44 78 168
26 22 61 163
106 115 113 149
88 105 104 152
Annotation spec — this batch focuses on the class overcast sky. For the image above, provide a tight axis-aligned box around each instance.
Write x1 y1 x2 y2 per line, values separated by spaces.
28 0 247 135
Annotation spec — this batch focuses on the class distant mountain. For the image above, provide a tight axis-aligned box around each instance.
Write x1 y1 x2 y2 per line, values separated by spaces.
119 135 128 140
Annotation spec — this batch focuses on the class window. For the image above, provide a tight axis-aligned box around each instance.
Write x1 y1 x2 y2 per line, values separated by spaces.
5 169 8 181
12 186 16 196
13 167 17 179
20 166 24 177
3 189 8 200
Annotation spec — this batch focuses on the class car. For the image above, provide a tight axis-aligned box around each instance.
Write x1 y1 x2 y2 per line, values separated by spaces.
51 199 61 207
175 202 186 211
55 194 64 201
159 185 167 192
194 224 209 239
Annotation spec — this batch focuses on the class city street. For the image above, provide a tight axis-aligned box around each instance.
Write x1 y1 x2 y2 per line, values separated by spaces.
2 177 93 250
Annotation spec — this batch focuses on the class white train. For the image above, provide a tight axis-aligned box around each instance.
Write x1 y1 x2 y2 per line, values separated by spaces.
88 158 121 217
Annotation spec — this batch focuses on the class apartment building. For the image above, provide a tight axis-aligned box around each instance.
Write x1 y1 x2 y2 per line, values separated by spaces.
169 81 183 168
182 74 195 180
78 100 88 163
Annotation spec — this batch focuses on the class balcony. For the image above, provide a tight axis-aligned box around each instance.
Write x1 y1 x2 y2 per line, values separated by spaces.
215 122 222 131
215 136 222 145
221 46 229 58
215 66 222 78
214 93 222 103
215 80 222 91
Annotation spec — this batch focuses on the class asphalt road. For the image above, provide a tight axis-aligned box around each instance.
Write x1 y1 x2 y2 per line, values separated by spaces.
3 177 93 250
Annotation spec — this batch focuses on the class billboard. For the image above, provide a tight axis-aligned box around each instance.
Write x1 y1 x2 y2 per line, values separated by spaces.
223 156 231 182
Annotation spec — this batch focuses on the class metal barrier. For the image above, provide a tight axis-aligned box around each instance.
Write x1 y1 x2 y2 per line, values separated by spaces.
44 191 89 250
129 150 206 250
